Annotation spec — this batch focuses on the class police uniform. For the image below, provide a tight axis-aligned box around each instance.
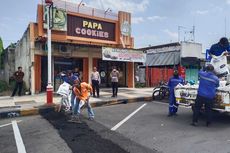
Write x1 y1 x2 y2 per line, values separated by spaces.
168 76 184 116
192 71 219 126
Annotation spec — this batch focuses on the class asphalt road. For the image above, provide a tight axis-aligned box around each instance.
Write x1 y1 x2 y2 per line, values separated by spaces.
86 101 230 153
2 101 230 153
0 111 154 153
0 115 72 153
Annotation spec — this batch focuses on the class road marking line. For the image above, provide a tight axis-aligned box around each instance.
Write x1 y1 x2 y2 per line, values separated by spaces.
0 123 12 128
12 120 27 153
111 103 147 131
0 120 22 128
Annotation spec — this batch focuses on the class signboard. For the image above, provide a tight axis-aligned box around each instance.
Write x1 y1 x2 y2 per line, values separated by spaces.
102 47 146 63
206 49 211 62
121 21 131 36
67 15 116 41
43 7 67 31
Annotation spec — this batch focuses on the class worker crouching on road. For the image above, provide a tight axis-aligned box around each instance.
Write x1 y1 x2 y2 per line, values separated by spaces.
168 69 184 117
191 64 219 127
68 76 94 123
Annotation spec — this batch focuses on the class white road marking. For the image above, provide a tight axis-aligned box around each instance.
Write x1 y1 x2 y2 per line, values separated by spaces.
12 120 27 153
0 120 22 128
111 103 147 131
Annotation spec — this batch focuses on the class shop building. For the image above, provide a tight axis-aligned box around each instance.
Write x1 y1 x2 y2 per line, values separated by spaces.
14 0 145 94
143 42 204 86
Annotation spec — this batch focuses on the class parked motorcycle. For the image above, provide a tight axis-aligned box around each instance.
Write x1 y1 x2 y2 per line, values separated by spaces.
152 81 169 100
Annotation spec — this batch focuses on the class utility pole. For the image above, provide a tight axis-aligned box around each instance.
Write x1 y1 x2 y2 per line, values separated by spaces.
225 16 227 37
178 25 195 42
45 0 53 104
192 26 195 42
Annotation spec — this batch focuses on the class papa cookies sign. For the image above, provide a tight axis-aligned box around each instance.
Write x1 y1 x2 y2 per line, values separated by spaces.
67 15 116 41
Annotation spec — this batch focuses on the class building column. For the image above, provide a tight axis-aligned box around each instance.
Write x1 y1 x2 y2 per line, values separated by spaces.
127 62 134 88
34 55 41 93
30 23 35 95
88 53 93 83
82 58 89 83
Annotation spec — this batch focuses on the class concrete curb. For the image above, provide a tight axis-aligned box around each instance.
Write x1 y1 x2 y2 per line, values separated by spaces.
0 96 152 119
0 105 56 119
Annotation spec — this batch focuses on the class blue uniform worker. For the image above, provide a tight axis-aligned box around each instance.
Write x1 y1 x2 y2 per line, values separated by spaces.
209 37 230 57
168 70 184 116
191 65 219 127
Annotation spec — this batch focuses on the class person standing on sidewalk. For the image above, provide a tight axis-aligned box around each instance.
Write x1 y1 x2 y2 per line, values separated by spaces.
191 64 219 127
73 67 81 80
91 67 101 98
168 69 184 117
68 76 94 123
110 68 119 97
11 66 24 97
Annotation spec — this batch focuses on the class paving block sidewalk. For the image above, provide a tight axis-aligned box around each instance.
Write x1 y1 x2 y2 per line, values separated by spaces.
0 88 153 119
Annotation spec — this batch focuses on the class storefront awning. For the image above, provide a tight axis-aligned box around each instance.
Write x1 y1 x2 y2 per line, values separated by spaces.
146 50 180 66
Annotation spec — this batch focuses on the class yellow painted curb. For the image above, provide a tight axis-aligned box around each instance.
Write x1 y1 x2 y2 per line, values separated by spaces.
128 99 136 103
107 100 119 105
144 97 152 101
20 108 39 116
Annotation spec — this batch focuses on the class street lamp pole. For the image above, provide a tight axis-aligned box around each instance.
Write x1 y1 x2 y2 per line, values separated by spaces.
104 8 111 18
77 0 84 13
46 0 53 104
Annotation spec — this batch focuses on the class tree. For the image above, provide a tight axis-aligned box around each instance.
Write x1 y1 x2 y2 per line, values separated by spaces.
0 37 4 69
0 37 3 52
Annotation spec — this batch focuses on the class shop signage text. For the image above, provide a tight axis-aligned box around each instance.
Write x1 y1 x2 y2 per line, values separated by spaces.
102 47 146 63
67 15 115 41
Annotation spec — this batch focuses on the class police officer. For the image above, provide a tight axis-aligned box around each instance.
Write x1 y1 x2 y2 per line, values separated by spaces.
168 69 184 117
191 64 219 127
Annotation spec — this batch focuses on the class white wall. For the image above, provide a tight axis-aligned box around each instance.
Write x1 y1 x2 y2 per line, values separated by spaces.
3 48 15 83
181 42 203 59
14 29 32 91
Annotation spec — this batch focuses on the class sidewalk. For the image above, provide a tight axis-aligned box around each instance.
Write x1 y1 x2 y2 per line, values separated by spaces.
0 88 153 119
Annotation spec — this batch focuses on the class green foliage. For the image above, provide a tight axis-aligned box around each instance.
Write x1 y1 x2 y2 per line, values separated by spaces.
0 37 3 54
0 37 3 69
0 80 9 93
135 82 146 88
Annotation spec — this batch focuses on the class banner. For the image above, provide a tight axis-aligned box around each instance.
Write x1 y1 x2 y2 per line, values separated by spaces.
43 7 67 31
102 47 146 63
121 21 131 36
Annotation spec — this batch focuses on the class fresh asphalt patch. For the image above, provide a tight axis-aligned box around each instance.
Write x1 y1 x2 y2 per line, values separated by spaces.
41 111 157 153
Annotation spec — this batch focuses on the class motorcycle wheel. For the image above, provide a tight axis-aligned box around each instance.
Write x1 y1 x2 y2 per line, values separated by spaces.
152 90 163 100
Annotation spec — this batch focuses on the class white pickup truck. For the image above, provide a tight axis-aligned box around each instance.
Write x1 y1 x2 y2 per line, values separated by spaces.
174 84 230 112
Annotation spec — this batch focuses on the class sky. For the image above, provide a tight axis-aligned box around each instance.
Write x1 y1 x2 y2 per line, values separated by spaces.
0 0 230 52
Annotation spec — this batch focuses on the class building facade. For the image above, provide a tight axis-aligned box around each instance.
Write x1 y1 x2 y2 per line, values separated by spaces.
143 42 204 86
2 44 16 83
14 0 145 94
